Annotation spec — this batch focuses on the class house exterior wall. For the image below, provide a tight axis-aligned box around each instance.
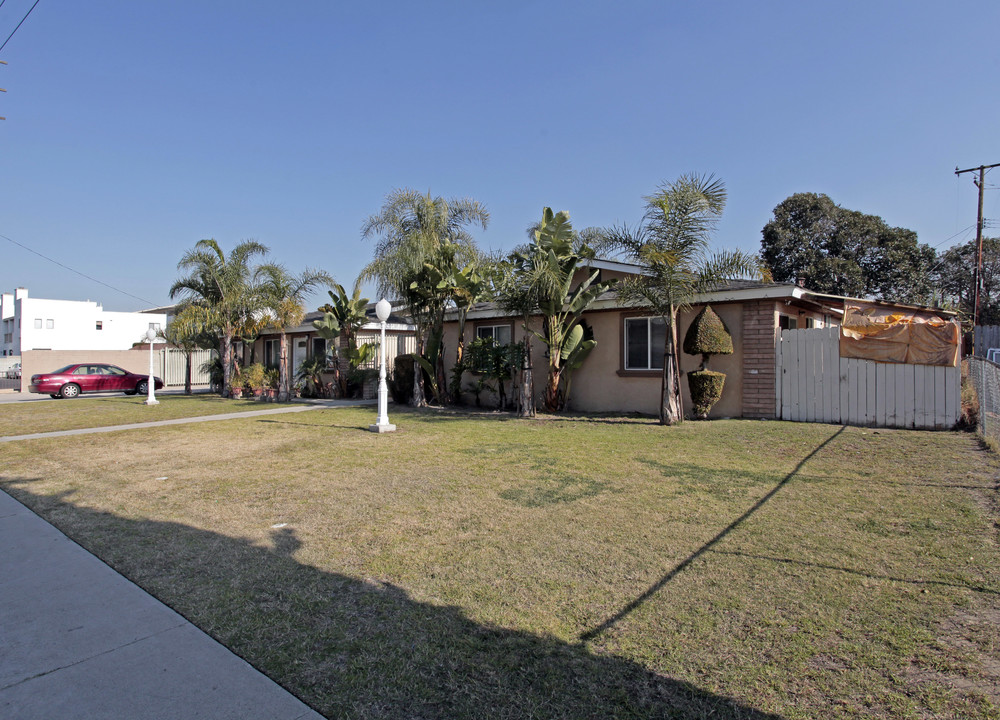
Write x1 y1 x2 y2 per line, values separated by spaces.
0 289 165 355
443 301 750 418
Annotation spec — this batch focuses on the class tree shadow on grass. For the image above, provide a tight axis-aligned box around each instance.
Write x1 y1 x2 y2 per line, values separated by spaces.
580 426 847 643
0 478 786 720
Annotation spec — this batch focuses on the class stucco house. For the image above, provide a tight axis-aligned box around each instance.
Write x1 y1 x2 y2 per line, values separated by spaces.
238 303 416 395
440 259 951 419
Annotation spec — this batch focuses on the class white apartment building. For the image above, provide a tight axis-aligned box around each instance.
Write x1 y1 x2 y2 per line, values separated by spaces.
0 288 167 356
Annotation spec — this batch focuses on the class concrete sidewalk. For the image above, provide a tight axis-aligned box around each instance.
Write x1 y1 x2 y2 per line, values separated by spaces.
0 489 325 720
0 398 374 443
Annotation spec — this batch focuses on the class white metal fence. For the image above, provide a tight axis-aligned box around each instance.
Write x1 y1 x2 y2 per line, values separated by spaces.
777 327 960 429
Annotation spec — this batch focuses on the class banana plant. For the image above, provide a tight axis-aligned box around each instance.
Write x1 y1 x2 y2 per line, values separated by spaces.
558 323 596 410
511 208 616 412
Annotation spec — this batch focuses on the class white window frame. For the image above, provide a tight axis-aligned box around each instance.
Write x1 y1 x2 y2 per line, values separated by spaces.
476 323 512 346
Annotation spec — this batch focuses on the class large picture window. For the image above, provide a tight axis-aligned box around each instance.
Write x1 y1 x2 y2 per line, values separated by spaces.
624 316 667 370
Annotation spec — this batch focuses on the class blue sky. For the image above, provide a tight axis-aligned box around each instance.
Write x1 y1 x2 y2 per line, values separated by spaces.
1 1 998 311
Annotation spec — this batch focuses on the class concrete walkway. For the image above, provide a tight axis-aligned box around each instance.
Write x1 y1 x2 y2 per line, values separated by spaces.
0 490 325 719
0 399 380 718
0 398 374 443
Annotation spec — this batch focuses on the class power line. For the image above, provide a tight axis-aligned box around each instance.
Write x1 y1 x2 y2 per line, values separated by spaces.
0 0 40 54
0 232 157 306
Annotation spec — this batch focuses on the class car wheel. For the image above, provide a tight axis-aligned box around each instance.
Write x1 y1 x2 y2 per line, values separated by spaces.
136 380 148 394
60 383 81 399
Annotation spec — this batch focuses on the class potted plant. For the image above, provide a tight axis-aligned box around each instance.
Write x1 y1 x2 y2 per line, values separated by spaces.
241 363 267 400
264 368 279 400
683 305 733 419
228 367 244 399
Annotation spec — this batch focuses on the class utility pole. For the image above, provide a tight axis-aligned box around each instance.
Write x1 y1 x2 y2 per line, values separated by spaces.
0 60 6 121
955 161 1000 332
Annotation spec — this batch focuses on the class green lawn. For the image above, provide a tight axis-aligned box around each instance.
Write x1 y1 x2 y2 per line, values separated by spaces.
0 393 298 436
2 407 998 719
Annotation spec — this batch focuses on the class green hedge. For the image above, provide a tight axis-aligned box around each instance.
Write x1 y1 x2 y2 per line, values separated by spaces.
688 369 726 418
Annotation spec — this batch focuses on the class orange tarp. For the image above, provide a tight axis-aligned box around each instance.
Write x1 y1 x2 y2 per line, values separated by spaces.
839 301 959 367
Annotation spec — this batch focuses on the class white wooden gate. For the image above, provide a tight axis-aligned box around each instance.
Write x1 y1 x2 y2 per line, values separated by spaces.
776 327 960 429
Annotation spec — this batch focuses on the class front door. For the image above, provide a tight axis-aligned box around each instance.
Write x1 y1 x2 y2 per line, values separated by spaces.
292 337 308 380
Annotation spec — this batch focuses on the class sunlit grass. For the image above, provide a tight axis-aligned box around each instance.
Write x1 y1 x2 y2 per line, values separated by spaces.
2 407 999 719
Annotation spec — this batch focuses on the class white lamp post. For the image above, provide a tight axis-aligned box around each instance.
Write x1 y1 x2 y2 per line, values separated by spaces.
369 298 396 433
144 328 159 406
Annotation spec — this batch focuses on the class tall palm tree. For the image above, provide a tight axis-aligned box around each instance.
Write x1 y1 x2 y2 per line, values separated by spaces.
169 239 271 397
257 265 333 401
598 174 769 425
361 188 488 406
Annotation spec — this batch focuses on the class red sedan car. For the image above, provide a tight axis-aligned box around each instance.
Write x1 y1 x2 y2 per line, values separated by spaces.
29 363 164 399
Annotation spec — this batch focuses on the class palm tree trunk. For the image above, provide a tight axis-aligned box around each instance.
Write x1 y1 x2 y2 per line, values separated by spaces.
221 335 233 398
278 331 290 401
660 310 683 425
184 352 192 395
412 330 427 407
518 331 535 418
450 313 467 400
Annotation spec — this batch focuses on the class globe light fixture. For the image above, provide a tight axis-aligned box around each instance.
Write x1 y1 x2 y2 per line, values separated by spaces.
144 327 159 406
369 298 396 433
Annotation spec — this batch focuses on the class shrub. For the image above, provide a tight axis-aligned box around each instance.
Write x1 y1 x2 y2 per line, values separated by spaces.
242 363 267 392
389 354 415 405
683 305 733 360
688 369 726 419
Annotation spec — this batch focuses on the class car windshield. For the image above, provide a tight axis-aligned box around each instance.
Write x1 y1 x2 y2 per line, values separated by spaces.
50 365 75 374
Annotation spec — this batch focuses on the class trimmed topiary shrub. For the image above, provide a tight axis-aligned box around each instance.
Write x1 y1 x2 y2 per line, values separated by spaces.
688 369 726 419
684 305 734 419
683 305 733 363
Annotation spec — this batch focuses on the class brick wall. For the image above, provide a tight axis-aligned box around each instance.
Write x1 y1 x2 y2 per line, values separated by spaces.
741 301 778 418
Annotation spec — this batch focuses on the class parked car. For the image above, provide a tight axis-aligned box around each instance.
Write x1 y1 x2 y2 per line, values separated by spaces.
6 363 20 379
28 363 164 399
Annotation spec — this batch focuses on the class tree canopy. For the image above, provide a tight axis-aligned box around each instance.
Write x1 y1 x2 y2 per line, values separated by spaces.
761 193 935 304
933 237 1000 326
360 188 488 406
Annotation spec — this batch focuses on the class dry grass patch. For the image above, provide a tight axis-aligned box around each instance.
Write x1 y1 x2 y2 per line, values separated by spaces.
2 408 1000 719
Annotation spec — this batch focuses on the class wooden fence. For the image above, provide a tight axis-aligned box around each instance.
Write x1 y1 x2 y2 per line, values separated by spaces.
974 325 1000 357
777 327 960 429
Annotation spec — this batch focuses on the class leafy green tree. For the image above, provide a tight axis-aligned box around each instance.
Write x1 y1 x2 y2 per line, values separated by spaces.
169 239 271 397
361 188 488 407
599 174 767 425
933 237 1000 326
504 208 615 413
761 192 935 303
257 265 333 401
